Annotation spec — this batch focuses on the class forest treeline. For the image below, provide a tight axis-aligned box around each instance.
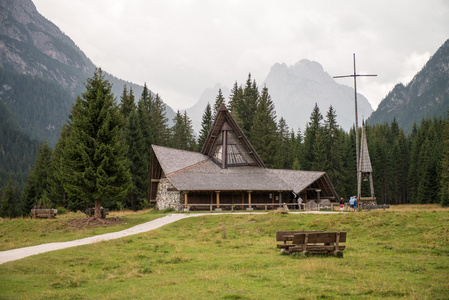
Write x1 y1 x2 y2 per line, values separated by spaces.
1 70 448 217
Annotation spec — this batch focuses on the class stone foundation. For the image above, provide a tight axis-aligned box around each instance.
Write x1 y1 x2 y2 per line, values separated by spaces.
156 178 183 211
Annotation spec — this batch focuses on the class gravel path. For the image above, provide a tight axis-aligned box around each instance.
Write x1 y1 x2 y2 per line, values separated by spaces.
0 211 340 265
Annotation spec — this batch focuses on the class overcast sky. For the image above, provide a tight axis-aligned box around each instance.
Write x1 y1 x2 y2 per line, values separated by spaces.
33 0 449 110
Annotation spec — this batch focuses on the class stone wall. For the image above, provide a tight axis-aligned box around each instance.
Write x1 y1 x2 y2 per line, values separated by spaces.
156 178 183 211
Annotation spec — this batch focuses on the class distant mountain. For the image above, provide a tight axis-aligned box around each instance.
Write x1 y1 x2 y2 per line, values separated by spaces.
0 0 175 145
368 39 449 133
263 59 374 132
183 83 230 134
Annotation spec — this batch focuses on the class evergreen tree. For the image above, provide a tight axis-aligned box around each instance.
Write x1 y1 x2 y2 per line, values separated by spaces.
61 69 132 218
250 86 279 168
303 103 323 170
150 94 170 147
277 117 293 169
440 112 449 207
47 125 68 208
125 109 149 210
228 81 244 129
213 88 226 117
322 106 345 191
137 84 153 147
119 85 135 119
198 102 213 150
291 128 303 170
21 142 53 213
240 74 259 139
171 110 196 151
0 177 19 218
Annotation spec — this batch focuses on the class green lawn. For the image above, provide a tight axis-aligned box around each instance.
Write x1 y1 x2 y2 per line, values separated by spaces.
0 209 166 251
0 206 448 299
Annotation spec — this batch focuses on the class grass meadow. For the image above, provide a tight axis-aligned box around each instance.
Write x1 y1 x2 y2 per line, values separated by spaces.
0 205 448 299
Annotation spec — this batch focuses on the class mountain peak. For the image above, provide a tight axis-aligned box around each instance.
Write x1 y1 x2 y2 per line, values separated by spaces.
263 59 373 131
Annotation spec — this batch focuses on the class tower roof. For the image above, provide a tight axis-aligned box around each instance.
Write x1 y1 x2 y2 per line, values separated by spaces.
359 121 373 173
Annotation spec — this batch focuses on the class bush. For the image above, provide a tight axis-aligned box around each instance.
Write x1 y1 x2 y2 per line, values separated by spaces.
55 206 68 215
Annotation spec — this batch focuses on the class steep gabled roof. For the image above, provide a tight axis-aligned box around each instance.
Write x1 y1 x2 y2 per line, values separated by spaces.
150 145 338 199
201 103 265 168
359 121 373 173
152 145 208 175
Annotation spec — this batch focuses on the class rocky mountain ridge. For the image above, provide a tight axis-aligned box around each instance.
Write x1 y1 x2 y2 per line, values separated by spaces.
0 0 175 145
368 39 449 133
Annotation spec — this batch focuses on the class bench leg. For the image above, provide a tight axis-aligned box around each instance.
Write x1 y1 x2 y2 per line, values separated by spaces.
333 250 343 258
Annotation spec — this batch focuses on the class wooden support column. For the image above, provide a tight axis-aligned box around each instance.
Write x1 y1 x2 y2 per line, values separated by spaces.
369 173 375 198
247 191 253 211
242 192 245 210
184 192 189 211
215 191 221 210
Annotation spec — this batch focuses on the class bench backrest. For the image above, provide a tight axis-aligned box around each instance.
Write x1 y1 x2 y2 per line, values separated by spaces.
292 232 347 244
276 231 325 242
31 209 56 214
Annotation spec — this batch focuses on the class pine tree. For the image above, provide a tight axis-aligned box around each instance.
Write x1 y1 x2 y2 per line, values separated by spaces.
240 74 259 139
46 125 68 208
198 102 213 150
322 106 344 191
303 103 323 170
213 88 225 117
291 128 303 170
228 81 244 129
171 110 196 151
0 177 19 218
440 112 449 207
277 117 293 169
119 85 135 119
150 94 169 147
137 84 153 147
125 109 148 210
312 129 329 171
61 69 132 218
21 142 53 213
250 86 279 168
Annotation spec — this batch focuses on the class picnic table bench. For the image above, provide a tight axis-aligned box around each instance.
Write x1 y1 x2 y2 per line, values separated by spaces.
276 231 346 257
363 204 390 211
31 209 57 219
276 231 325 251
85 207 109 218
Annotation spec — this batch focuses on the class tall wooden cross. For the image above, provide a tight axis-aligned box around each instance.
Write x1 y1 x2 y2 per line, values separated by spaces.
333 54 377 201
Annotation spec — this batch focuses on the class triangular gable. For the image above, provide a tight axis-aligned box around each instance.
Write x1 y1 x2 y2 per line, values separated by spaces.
201 103 265 168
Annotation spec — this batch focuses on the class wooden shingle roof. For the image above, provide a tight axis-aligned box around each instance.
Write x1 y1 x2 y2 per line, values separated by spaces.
151 144 337 197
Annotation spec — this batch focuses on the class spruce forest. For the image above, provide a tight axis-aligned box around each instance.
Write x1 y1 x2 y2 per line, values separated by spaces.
1 69 448 217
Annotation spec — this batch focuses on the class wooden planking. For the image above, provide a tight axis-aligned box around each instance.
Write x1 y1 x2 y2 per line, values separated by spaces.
288 245 346 252
292 232 346 244
276 231 325 242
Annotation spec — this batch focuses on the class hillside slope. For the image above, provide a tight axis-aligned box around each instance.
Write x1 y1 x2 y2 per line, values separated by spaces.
0 0 174 145
368 39 449 133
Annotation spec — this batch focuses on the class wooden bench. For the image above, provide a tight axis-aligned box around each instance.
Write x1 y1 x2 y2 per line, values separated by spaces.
363 205 390 211
276 231 325 251
85 207 109 218
287 231 347 257
31 209 57 219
